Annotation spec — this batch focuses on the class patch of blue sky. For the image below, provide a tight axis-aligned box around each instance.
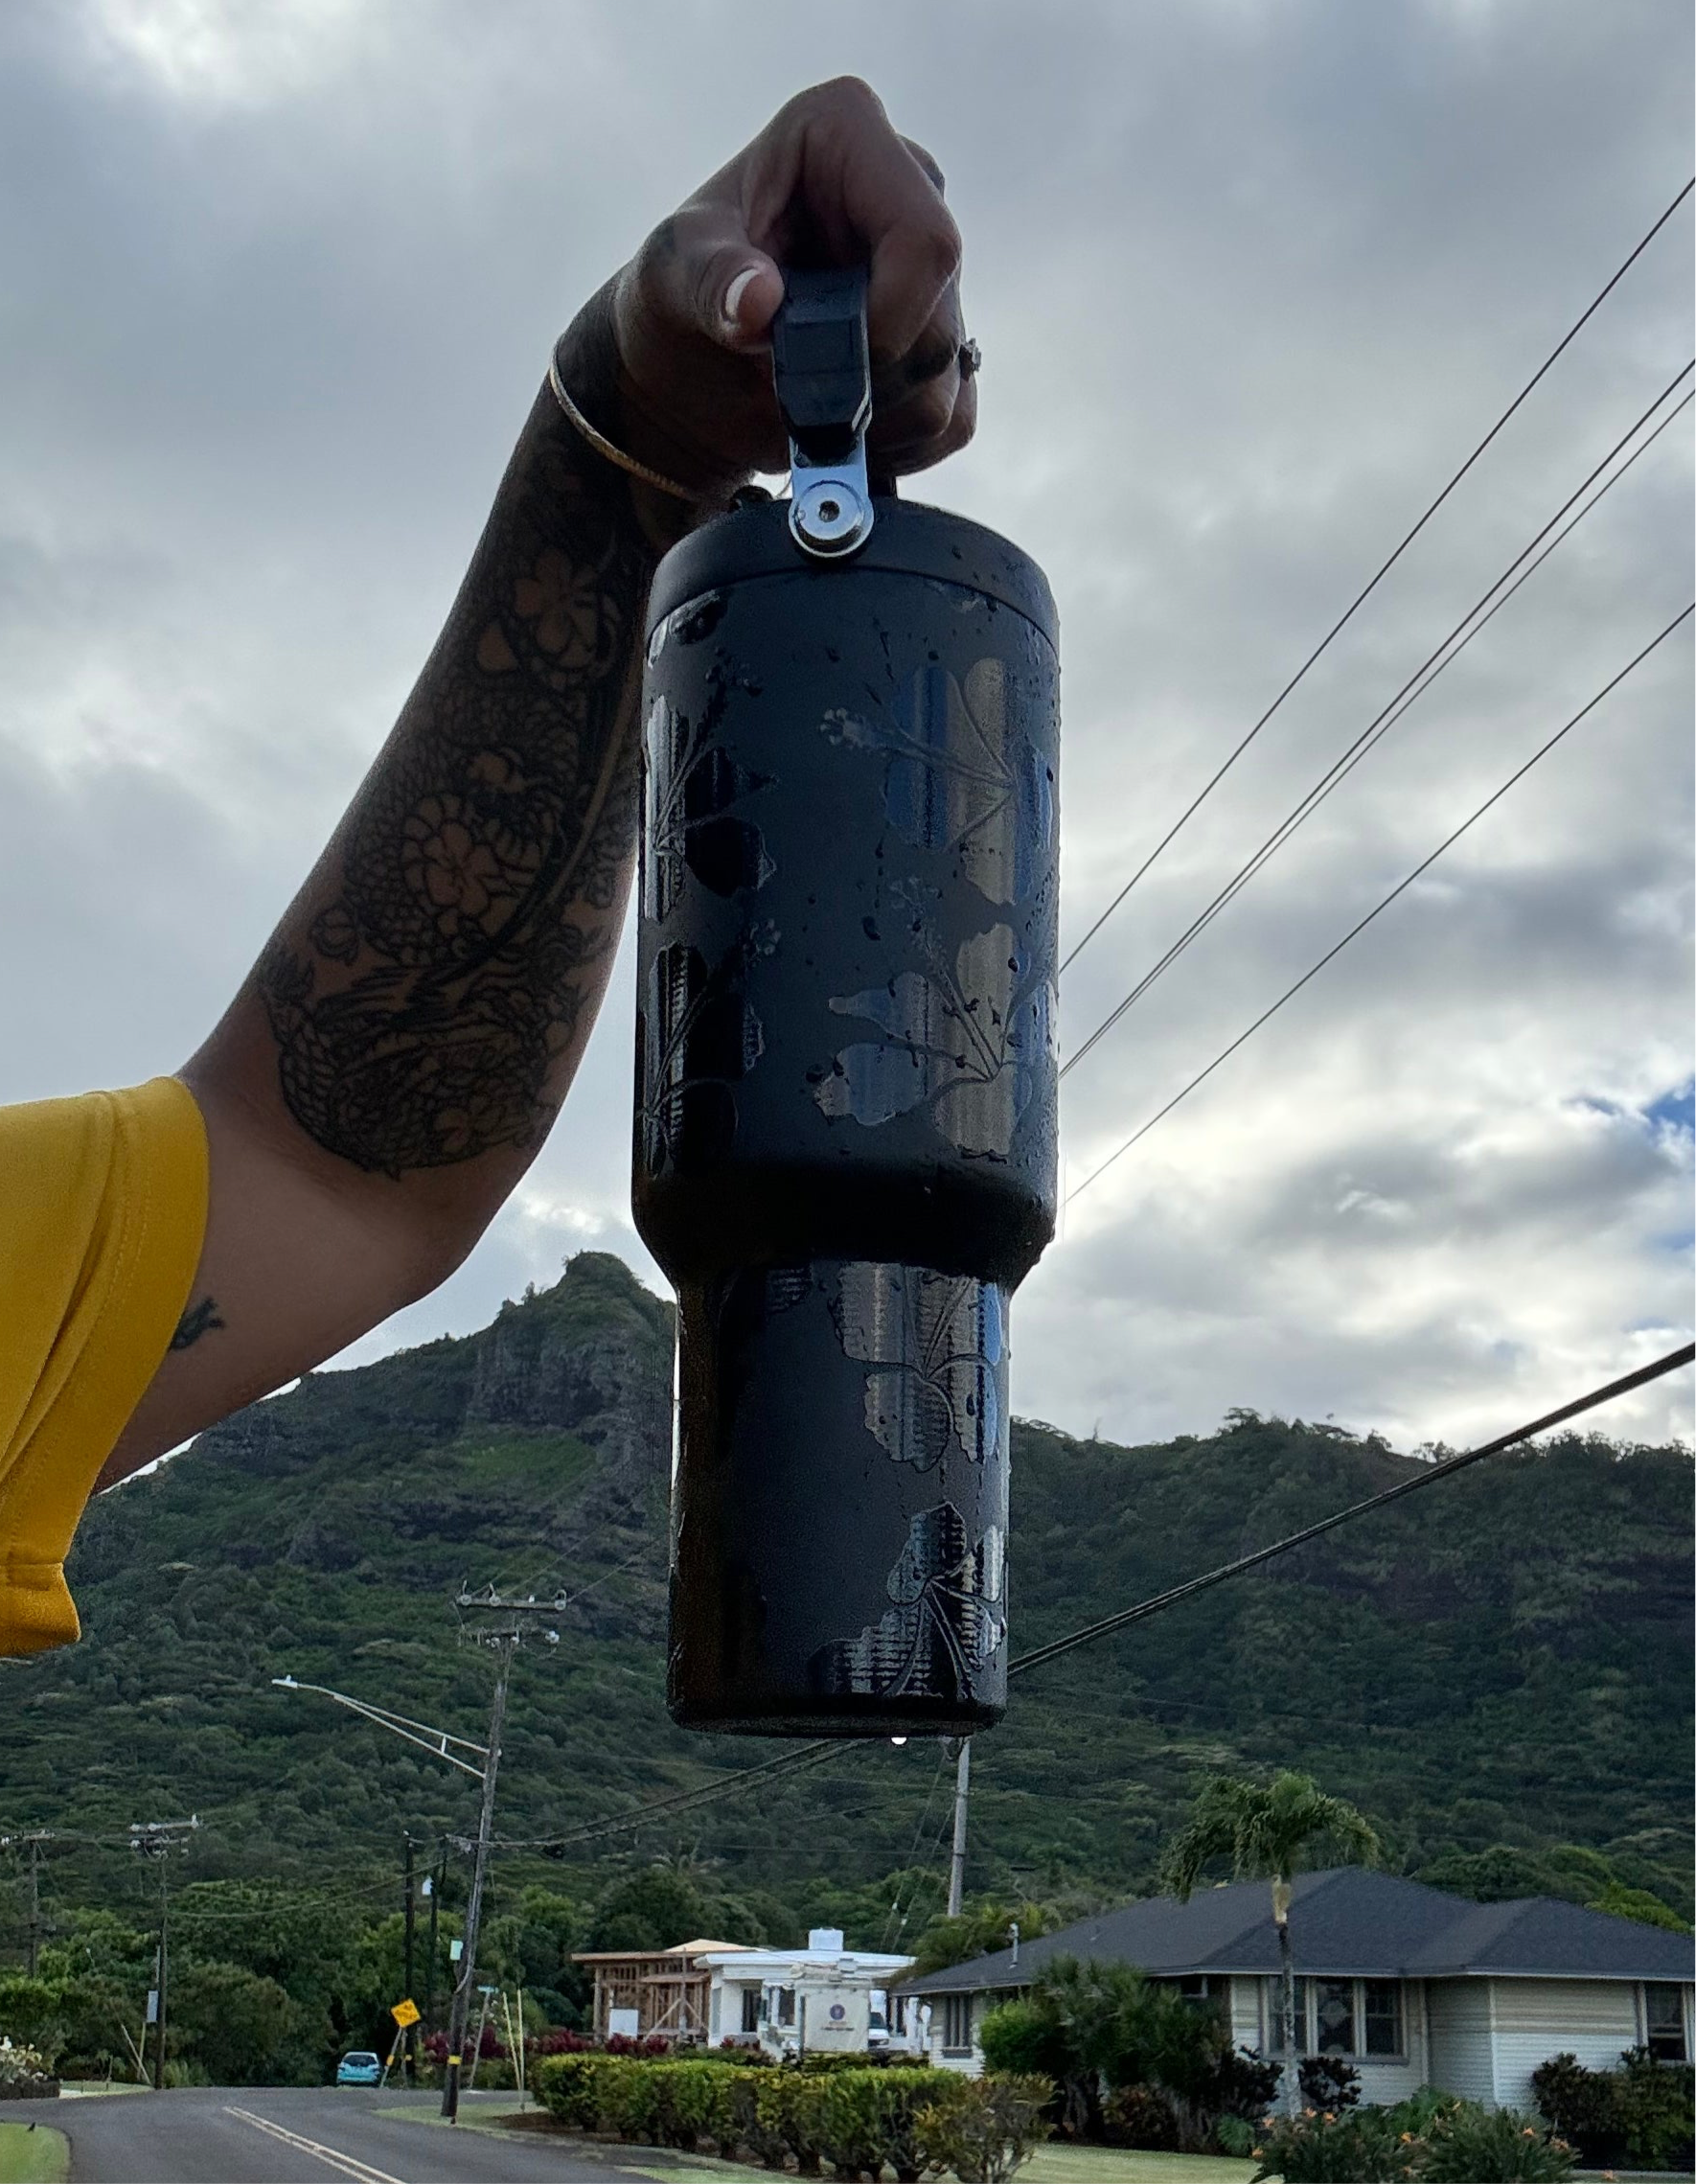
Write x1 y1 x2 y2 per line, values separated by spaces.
1643 1081 1694 1137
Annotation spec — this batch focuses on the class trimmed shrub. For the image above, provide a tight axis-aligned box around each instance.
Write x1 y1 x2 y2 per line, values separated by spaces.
878 2069 958 2183
810 2067 953 2177
818 2067 886 2178
917 2073 1051 2184
774 2067 831 2175
537 2055 1017 2180
796 2051 937 2072
535 2050 626 2127
730 2066 792 2169
598 2056 663 2142
668 2059 738 2150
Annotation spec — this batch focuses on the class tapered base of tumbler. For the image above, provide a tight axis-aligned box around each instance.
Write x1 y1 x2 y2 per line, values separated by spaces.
666 1257 1011 1738
669 1691 997 1739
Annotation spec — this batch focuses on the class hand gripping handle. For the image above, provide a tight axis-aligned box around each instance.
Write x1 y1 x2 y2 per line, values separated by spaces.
770 266 875 560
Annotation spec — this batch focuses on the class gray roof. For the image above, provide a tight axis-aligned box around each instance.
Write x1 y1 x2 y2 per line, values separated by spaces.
899 1868 1695 1993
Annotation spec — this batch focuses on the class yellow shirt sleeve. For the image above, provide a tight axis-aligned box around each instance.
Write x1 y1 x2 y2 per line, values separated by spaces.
0 1077 209 1656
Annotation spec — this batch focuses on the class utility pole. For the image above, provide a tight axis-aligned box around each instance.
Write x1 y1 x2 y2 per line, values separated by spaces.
424 1856 442 2033
402 1833 421 2084
26 1835 40 1977
947 1739 972 1919
440 1589 564 2126
27 1836 39 1977
22 1833 46 1977
1 1830 55 1978
129 1818 200 2091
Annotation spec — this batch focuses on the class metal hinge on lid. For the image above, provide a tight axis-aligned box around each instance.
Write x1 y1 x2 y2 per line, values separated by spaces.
771 265 875 560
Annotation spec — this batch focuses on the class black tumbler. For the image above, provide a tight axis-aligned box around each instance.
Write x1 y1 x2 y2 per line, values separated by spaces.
632 269 1060 1736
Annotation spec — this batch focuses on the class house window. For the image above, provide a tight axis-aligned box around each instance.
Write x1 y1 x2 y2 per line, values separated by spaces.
891 1995 908 2035
1645 1984 1687 2063
741 1987 762 2035
1314 1980 1356 2056
1264 1978 1405 2059
776 1988 795 2027
941 1993 974 2054
1175 1976 1213 2003
1363 1981 1403 2058
1265 1978 1310 2054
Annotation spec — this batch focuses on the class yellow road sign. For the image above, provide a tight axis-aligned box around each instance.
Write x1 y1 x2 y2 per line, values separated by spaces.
390 1998 421 2028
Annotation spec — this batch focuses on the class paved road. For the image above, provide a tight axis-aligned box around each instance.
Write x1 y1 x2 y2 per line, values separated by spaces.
58 2085 674 2184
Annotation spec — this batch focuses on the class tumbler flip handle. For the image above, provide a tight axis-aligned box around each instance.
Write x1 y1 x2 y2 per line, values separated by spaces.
771 265 875 561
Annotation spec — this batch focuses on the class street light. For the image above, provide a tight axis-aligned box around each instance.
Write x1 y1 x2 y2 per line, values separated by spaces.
270 1676 489 1778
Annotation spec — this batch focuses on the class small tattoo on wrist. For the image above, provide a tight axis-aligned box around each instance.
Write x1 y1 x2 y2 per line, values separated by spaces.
170 1297 226 1351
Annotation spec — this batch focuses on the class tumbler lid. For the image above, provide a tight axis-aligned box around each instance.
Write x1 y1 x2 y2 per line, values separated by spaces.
647 495 1060 652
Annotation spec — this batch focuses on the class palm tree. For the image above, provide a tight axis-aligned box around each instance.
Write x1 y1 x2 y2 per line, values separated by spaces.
1159 1771 1380 2117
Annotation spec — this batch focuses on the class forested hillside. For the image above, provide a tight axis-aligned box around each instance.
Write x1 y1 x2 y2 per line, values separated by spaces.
4 1252 1690 1969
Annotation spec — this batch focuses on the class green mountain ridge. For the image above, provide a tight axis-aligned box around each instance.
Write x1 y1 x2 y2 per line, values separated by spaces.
4 1250 1691 1945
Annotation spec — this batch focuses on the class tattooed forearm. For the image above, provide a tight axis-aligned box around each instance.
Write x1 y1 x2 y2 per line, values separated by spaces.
256 296 670 1179
170 1297 226 1350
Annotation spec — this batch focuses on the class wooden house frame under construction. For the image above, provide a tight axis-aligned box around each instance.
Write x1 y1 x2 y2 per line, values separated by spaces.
572 1940 753 2042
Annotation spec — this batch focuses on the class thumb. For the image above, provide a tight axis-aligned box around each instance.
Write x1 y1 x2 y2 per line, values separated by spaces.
702 246 784 350
643 200 785 354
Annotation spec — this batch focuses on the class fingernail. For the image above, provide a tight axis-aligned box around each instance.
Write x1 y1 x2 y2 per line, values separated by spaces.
722 266 760 333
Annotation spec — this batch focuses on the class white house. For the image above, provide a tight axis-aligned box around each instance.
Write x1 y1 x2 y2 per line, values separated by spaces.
696 1930 919 2057
897 1867 1693 2111
573 1930 920 2052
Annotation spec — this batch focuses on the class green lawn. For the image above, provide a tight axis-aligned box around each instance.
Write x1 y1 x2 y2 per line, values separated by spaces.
0 2122 69 2184
1027 2146 1256 2184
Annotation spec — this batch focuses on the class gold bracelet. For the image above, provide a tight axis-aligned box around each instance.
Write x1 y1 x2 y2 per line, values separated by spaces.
547 343 702 503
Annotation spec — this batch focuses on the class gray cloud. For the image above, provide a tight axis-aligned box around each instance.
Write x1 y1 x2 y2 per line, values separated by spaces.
1 0 1689 1451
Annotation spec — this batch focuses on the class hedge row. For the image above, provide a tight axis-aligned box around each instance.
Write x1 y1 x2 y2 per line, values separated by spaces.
531 2056 1051 2182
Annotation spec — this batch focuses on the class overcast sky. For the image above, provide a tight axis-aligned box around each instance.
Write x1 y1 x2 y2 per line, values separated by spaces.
2 0 1690 1454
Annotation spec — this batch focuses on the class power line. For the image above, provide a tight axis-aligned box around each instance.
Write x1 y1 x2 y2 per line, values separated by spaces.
163 1869 432 1923
1007 1343 1694 1675
1061 174 1695 977
1061 367 1694 1082
496 1544 649 1618
1065 603 1693 1202
889 1797 961 1952
881 1749 952 1949
503 1738 843 1855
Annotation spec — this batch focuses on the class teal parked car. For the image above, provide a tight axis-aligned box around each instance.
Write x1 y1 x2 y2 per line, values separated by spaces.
336 2051 382 2086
